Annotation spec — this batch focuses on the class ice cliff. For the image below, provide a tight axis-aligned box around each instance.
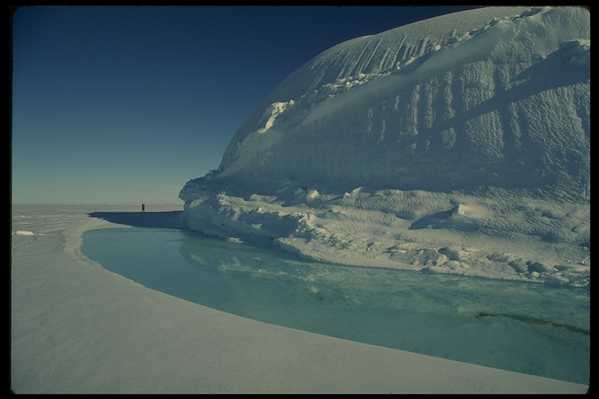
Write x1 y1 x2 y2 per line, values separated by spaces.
179 7 590 287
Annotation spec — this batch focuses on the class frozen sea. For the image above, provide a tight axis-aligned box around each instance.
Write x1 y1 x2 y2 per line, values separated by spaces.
81 226 589 384
11 204 590 391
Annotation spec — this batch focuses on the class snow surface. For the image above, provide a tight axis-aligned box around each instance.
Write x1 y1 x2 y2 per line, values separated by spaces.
10 205 589 393
180 187 589 287
180 6 590 287
258 100 295 133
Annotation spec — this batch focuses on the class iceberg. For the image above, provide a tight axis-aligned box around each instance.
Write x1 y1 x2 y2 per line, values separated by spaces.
180 6 590 287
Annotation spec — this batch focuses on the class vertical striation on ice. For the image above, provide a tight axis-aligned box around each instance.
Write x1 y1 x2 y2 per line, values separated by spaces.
205 6 589 199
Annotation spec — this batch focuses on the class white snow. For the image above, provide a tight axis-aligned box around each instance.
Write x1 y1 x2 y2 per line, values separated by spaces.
306 188 320 202
11 205 587 393
257 100 295 133
180 188 590 287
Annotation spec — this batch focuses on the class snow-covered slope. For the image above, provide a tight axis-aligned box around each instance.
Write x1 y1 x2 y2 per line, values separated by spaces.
209 6 589 198
178 7 590 287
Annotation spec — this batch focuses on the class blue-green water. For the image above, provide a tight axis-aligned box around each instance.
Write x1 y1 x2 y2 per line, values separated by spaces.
82 227 590 384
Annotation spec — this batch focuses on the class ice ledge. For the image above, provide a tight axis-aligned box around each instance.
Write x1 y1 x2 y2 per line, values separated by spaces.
180 186 589 288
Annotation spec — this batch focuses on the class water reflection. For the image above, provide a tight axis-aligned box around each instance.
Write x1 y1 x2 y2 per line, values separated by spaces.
83 227 589 384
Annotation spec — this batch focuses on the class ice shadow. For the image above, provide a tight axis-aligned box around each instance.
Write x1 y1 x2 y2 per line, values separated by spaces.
88 211 183 229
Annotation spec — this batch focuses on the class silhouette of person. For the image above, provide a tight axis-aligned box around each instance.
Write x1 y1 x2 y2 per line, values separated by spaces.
142 203 145 212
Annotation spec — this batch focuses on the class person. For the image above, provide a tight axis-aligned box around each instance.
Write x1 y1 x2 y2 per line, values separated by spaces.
141 202 145 212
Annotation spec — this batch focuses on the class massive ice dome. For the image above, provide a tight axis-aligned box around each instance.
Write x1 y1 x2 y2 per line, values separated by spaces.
179 7 590 287
208 6 590 197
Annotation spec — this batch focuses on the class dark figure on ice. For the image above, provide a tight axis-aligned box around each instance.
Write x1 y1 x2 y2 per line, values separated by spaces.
141 203 145 212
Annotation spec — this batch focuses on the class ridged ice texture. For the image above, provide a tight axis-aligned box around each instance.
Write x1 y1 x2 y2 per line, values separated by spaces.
209 7 589 200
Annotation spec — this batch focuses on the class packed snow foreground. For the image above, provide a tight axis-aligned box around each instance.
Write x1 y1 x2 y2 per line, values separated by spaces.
180 7 590 288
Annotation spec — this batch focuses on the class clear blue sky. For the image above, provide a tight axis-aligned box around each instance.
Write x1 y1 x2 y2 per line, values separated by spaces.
12 5 478 204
